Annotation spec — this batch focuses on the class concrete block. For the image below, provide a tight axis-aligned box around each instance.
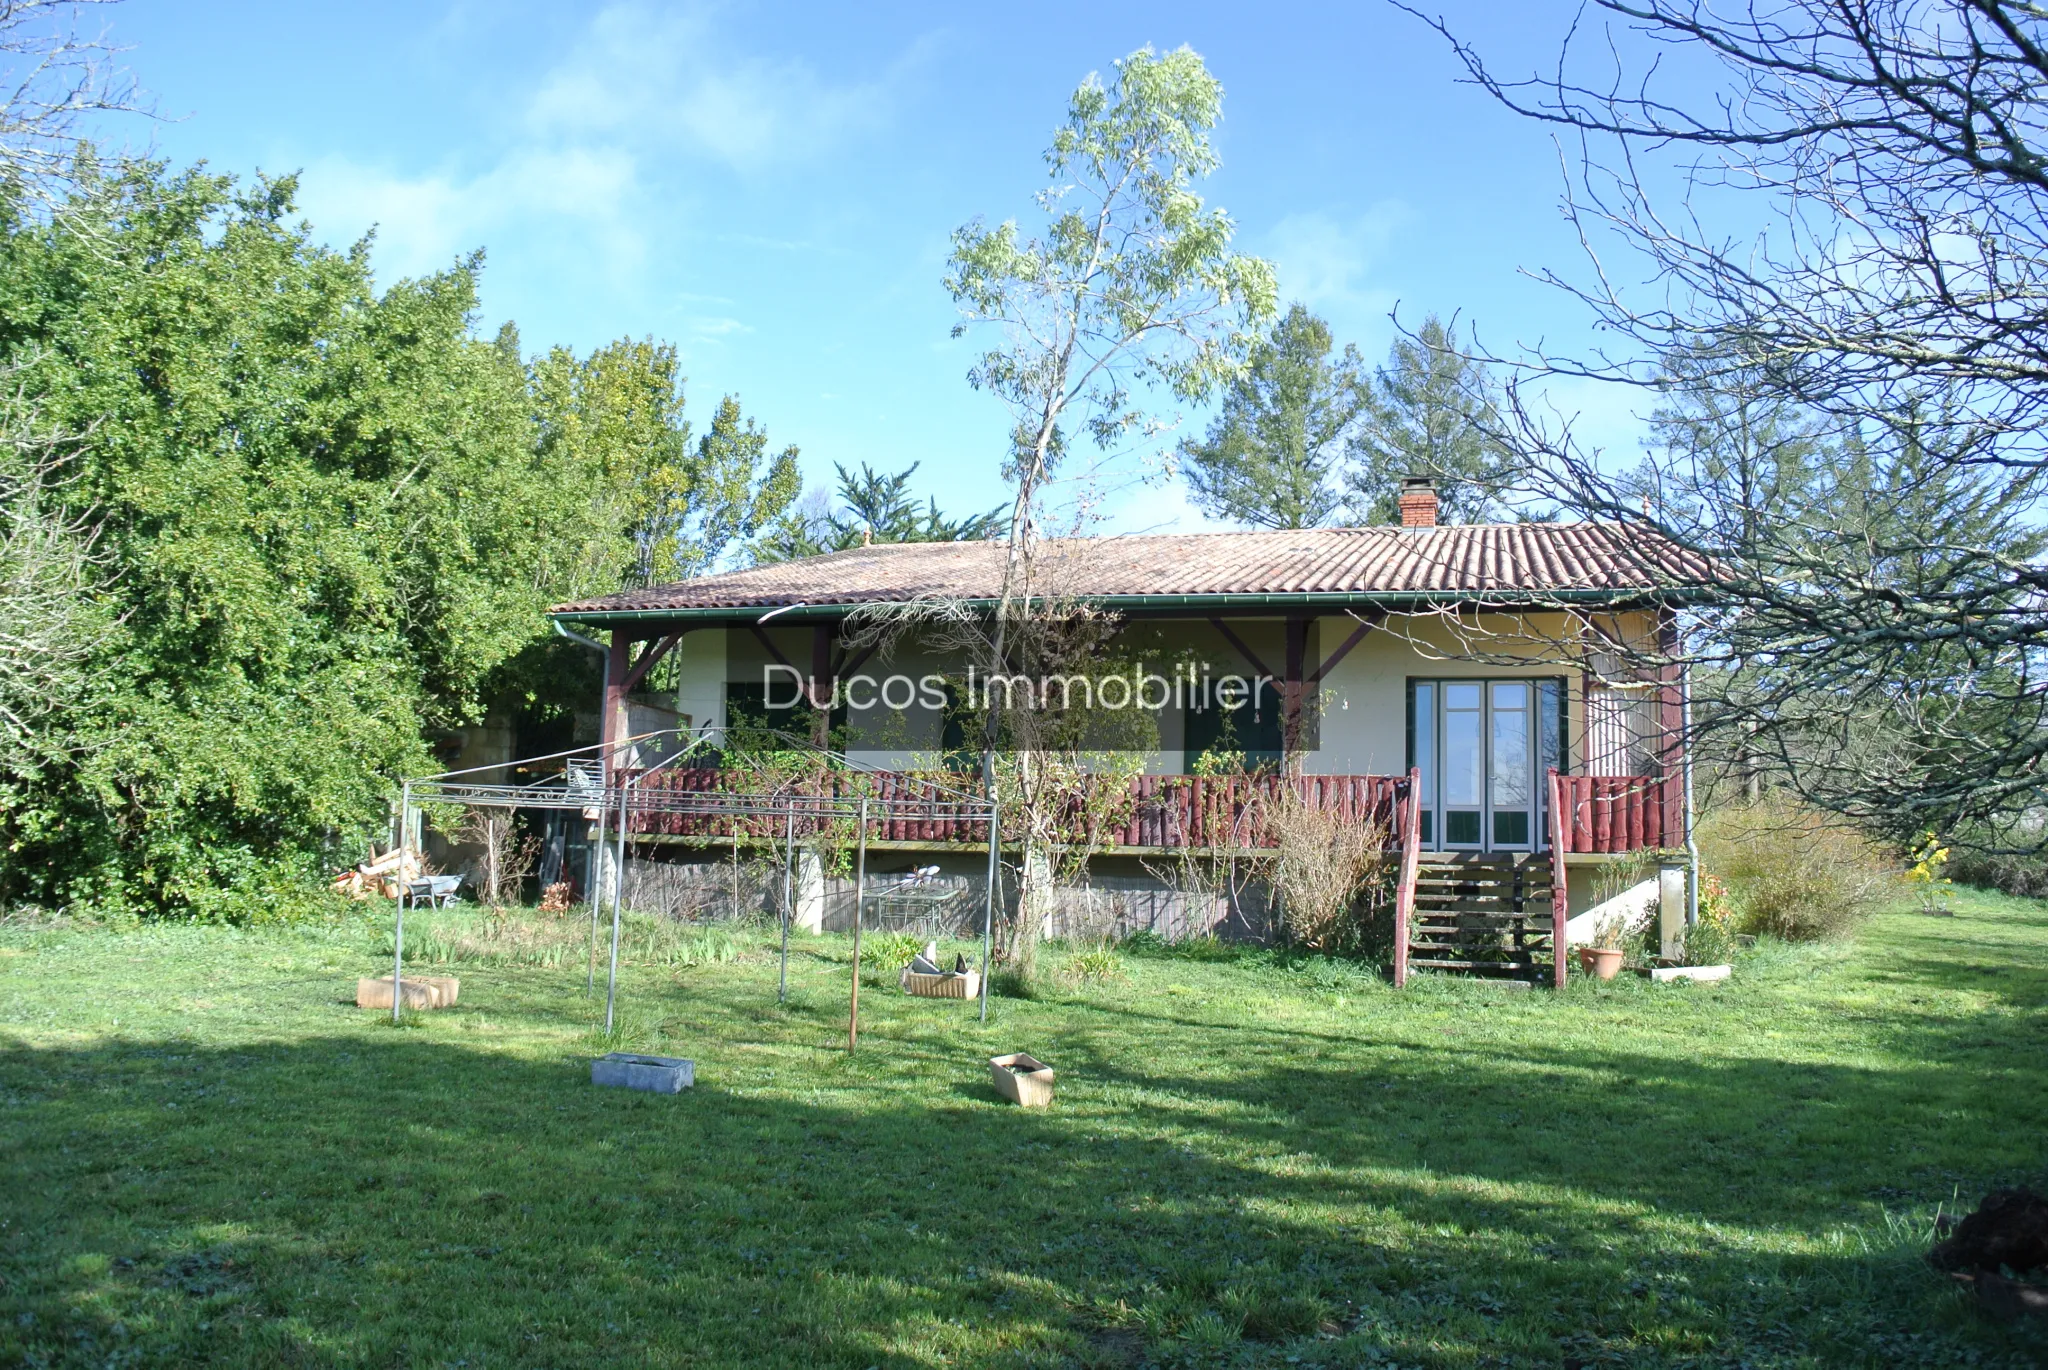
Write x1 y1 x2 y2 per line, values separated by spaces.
792 850 825 933
1658 865 1688 961
592 1052 694 1094
1649 964 1731 984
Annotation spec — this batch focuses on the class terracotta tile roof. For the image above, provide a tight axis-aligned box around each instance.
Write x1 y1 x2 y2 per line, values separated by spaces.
550 523 1714 619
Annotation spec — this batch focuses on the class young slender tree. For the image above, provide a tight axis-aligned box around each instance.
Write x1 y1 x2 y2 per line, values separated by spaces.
1346 314 1508 524
941 44 1275 944
1178 303 1364 529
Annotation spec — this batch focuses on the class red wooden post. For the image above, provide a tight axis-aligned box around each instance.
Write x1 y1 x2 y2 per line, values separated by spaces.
1281 616 1308 773
602 630 630 781
808 624 835 749
1549 768 1570 989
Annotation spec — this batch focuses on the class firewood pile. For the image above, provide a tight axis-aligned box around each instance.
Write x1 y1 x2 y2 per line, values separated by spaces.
332 847 426 901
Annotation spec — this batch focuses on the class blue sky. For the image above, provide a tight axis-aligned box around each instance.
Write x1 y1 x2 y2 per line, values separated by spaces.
100 1 1664 533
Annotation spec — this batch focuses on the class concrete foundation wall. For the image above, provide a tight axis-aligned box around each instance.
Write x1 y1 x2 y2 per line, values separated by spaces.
615 847 1275 944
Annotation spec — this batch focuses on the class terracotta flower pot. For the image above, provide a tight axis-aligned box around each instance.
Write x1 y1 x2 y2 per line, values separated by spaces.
1577 946 1625 981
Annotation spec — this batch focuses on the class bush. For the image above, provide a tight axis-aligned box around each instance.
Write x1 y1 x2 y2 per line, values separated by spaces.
1945 846 2048 898
1261 789 1389 956
856 930 922 974
1696 798 1894 940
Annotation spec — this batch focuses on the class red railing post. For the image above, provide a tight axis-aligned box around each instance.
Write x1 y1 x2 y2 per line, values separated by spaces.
1549 767 1570 989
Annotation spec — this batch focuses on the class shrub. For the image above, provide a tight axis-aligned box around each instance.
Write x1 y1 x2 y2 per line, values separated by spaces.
1696 798 1894 940
1260 789 1389 956
1067 942 1126 983
856 930 922 974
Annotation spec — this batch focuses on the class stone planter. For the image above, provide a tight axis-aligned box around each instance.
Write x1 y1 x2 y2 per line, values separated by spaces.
990 1052 1054 1107
900 967 981 999
1648 964 1732 984
591 1053 695 1094
1576 947 1625 981
356 974 459 1010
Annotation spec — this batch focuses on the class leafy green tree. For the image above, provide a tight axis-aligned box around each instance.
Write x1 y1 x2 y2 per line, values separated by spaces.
0 164 619 915
751 461 1005 562
681 395 801 578
1178 303 1364 529
1346 315 1508 524
528 342 799 587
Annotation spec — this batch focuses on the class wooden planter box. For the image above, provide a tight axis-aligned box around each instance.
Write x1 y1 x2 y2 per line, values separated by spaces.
990 1052 1054 1107
356 974 459 1010
900 967 982 1000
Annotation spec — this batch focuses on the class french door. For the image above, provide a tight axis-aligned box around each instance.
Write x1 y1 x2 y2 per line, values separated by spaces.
1409 679 1565 852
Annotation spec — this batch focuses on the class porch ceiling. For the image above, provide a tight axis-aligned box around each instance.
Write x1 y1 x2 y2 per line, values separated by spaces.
552 523 1715 624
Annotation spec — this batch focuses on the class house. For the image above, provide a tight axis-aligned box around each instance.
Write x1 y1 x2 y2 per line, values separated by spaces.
547 477 1714 982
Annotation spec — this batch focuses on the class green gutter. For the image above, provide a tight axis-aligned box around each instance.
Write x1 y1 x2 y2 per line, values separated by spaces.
551 585 1716 629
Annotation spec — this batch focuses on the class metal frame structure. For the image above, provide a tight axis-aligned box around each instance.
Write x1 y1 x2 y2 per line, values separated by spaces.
389 729 1003 1041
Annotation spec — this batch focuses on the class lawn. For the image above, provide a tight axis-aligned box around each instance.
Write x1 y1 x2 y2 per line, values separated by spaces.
1 894 2044 1368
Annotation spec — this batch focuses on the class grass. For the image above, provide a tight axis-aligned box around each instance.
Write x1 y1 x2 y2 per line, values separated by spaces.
1 894 2045 1368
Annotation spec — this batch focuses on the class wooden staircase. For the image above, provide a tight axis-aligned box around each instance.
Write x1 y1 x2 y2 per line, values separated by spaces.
1401 853 1563 983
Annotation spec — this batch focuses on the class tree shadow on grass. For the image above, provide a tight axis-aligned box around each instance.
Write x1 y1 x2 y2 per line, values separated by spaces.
0 1018 2039 1369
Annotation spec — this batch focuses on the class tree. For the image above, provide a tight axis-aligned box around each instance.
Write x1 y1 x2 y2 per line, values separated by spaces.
0 407 106 785
1346 314 1508 524
751 460 1006 562
945 44 1276 566
0 164 622 914
529 342 799 587
941 44 1275 945
1410 0 2048 845
1178 303 1363 529
680 395 801 579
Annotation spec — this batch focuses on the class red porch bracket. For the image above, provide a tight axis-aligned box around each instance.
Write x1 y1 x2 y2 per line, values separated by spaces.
1307 610 1382 686
1207 617 1275 681
622 630 687 694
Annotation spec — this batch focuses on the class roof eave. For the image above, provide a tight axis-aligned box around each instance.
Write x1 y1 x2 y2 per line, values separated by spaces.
549 585 1718 628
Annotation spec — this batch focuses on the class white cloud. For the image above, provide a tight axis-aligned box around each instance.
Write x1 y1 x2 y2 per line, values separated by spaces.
297 144 642 285
527 3 916 173
1264 204 1408 311
685 314 752 340
293 2 925 289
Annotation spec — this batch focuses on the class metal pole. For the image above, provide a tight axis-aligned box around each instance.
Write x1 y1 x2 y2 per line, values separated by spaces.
979 767 998 1025
393 782 410 1025
779 805 795 1004
587 791 607 994
604 778 628 1035
847 795 868 1053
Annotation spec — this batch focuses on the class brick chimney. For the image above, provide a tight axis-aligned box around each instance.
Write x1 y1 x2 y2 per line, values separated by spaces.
1396 475 1439 529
